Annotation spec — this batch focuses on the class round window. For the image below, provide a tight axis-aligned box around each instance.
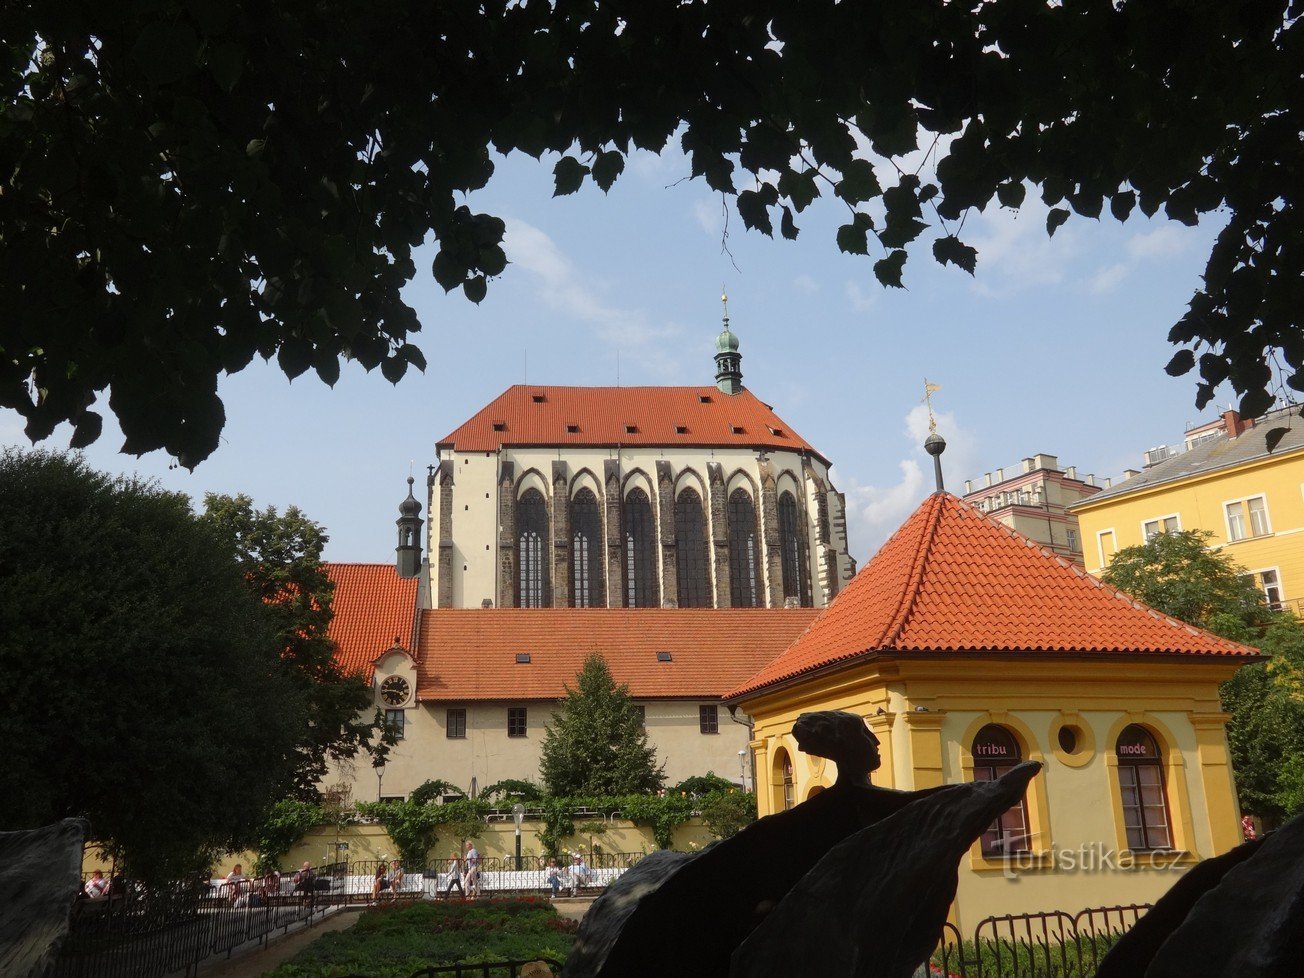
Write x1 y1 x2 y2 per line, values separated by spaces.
1057 725 1080 755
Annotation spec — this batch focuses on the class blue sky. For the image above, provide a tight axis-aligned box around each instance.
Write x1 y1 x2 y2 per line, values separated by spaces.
1 143 1233 565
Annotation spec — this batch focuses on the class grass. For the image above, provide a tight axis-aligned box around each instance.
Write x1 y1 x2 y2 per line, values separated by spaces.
262 898 576 978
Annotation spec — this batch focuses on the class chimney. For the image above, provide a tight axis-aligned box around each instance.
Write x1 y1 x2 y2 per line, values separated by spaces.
964 479 973 494
1065 466 1077 480
1105 477 1113 488
984 473 992 488
1085 474 1096 486
1222 409 1249 438
1021 457 1035 474
1124 468 1141 479
1033 454 1059 471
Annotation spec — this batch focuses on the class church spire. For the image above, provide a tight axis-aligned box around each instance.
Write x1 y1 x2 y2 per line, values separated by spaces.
714 288 743 395
395 474 424 579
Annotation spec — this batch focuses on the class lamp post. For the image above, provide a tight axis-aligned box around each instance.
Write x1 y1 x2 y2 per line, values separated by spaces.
374 758 386 803
738 749 749 792
512 803 525 870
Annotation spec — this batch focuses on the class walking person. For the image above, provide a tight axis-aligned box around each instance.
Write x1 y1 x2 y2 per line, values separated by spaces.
463 841 481 899
441 850 464 899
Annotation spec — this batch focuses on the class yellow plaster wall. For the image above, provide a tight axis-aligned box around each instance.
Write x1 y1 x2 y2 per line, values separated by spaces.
1074 447 1304 607
739 656 1246 931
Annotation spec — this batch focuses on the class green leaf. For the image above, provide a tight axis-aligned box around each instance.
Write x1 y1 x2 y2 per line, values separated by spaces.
479 245 508 278
432 250 465 292
1165 349 1195 377
131 23 199 85
873 250 908 288
736 190 773 236
836 222 868 255
553 156 589 197
69 411 103 450
780 206 799 241
837 159 881 204
932 235 978 275
381 355 408 384
463 275 488 304
1046 207 1070 237
1239 388 1273 419
1265 427 1289 453
1110 191 1136 222
591 150 625 193
208 42 244 93
996 182 1026 209
879 217 929 249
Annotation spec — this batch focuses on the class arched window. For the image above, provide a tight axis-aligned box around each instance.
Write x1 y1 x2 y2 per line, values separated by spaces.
623 488 659 607
516 488 550 607
782 755 795 811
778 491 811 607
1117 725 1173 851
675 488 711 608
728 488 760 607
972 725 1030 857
569 488 604 608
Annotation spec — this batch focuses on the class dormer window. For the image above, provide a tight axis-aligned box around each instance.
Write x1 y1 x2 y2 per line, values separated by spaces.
531 393 546 403
675 425 688 435
565 423 580 434
656 651 673 662
698 394 712 404
730 425 745 435
492 421 507 432
515 653 532 664
768 426 785 437
625 424 639 435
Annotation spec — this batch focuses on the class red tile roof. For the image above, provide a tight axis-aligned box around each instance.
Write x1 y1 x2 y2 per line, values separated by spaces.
413 608 820 701
437 385 824 461
325 563 419 678
730 493 1258 698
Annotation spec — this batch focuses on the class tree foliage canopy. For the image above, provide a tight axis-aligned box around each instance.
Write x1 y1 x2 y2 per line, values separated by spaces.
199 493 382 798
1102 529 1304 818
3 1 1301 464
0 449 304 879
539 653 664 797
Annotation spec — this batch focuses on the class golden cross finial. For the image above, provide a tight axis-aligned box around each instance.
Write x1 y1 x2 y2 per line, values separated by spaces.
922 379 942 433
721 286 729 325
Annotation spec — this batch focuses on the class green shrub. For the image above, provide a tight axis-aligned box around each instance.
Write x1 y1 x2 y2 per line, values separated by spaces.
264 898 575 978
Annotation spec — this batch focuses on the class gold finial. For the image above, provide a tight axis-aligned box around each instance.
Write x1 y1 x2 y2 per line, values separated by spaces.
721 286 729 325
922 379 942 433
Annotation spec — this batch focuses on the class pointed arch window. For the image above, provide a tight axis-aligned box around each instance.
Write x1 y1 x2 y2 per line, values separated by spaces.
570 488 604 608
972 725 1030 857
728 488 760 607
516 488 550 607
623 488 659 607
778 491 811 607
675 487 711 608
1117 725 1173 851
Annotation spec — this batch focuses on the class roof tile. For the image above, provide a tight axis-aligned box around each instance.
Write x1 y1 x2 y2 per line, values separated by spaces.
730 493 1257 698
438 385 823 460
325 563 419 677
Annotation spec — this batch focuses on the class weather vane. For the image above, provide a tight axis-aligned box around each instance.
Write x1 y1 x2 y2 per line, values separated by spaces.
922 379 942 433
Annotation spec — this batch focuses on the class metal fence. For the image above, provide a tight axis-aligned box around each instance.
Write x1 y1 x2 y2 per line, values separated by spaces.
931 904 1151 977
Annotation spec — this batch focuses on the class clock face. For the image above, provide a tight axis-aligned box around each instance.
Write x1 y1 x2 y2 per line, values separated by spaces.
380 676 410 706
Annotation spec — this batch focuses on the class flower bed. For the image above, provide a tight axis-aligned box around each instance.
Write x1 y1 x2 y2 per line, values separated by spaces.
264 898 576 978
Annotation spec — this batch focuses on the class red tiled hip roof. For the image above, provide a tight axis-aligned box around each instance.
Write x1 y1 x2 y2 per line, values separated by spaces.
324 563 419 678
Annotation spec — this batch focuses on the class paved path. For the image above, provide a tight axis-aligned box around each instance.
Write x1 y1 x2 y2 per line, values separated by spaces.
191 897 594 978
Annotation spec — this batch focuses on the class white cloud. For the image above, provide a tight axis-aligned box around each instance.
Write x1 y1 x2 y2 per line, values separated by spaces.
845 280 877 313
503 219 683 377
966 198 1084 298
836 404 980 562
1125 224 1195 261
793 273 819 293
692 197 725 237
1089 263 1130 295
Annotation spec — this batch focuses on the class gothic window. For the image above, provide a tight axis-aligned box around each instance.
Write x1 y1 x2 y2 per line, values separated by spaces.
516 488 550 607
675 487 711 608
570 488 605 607
1117 725 1173 851
728 488 760 607
778 491 812 607
972 725 1030 857
623 488 660 607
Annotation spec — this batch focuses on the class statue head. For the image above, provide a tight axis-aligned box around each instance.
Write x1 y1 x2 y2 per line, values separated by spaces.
793 711 881 786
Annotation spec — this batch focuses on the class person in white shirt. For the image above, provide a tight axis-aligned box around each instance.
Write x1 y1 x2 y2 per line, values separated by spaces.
84 870 109 899
464 842 481 898
224 864 248 905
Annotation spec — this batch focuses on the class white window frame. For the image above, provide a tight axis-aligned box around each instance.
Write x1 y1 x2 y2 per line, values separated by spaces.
1223 494 1272 542
1243 567 1284 609
1097 528 1117 568
1141 514 1182 541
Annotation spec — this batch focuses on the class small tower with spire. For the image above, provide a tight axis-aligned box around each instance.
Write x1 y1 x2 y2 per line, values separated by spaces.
715 289 743 395
922 379 946 492
396 475 424 579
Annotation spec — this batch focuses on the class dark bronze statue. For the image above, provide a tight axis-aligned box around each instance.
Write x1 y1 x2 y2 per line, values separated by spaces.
565 710 1038 978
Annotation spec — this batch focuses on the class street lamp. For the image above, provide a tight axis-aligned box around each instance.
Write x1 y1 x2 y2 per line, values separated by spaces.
738 749 749 792
512 803 526 870
373 758 386 803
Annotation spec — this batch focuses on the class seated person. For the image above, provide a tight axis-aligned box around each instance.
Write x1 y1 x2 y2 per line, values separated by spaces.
224 864 247 905
569 853 590 894
545 858 562 898
259 870 282 901
371 863 389 901
293 862 315 899
84 870 109 899
387 859 405 895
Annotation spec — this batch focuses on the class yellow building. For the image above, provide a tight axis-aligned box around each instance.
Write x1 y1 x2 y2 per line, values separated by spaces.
1071 406 1304 610
727 490 1257 931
